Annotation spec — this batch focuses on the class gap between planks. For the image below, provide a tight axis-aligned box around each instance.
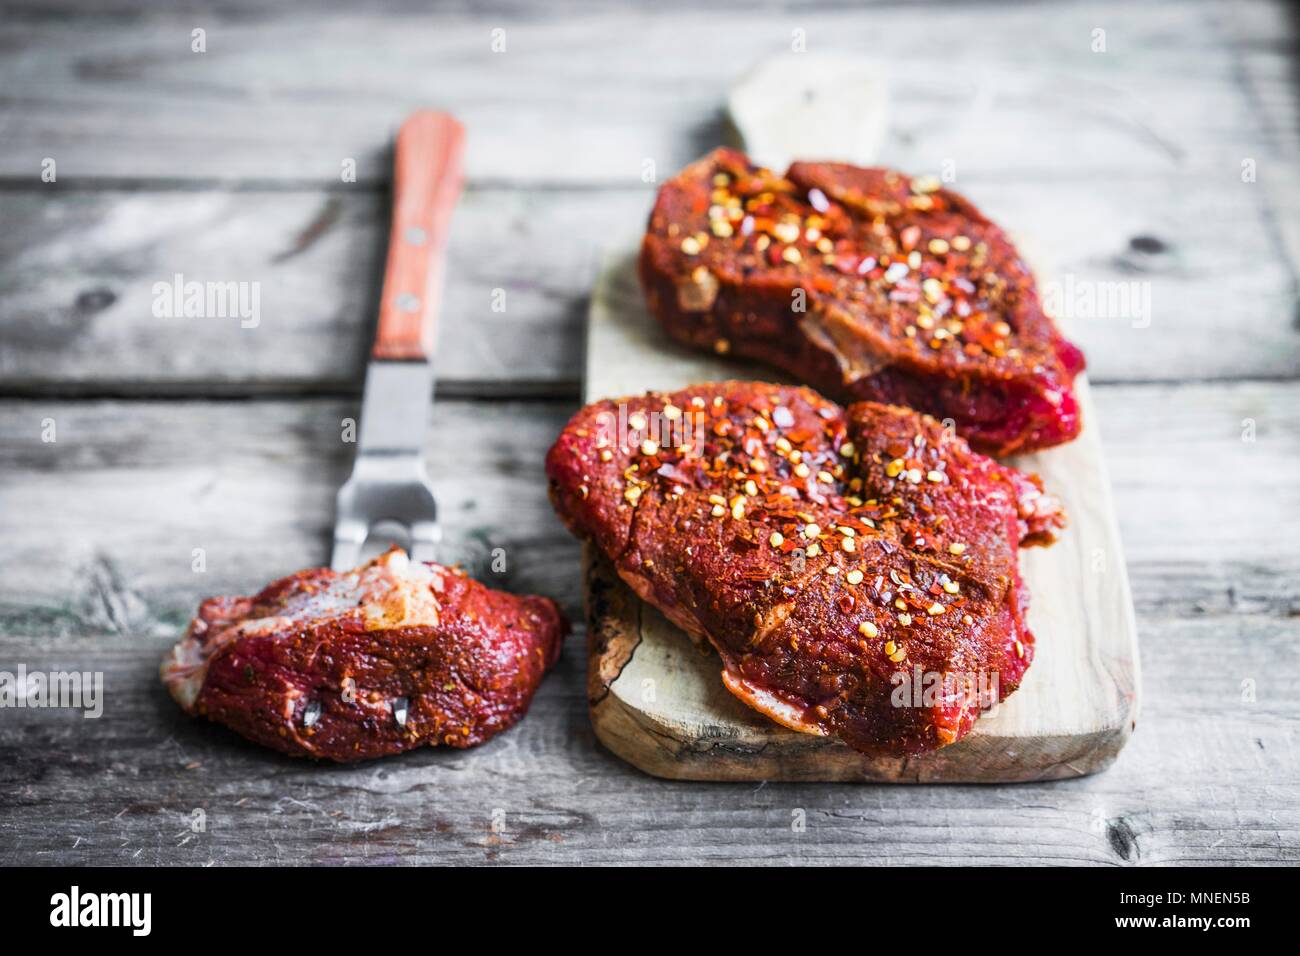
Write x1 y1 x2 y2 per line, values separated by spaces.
6 375 1300 404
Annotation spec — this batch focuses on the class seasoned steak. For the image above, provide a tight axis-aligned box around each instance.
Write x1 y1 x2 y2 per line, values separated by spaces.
162 548 566 761
640 148 1086 457
546 382 1064 757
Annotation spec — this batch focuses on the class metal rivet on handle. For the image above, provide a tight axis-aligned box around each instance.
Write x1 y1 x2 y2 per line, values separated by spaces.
404 226 428 245
396 293 420 312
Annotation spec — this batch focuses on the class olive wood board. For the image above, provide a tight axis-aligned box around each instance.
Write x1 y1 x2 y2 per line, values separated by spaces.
581 245 1141 783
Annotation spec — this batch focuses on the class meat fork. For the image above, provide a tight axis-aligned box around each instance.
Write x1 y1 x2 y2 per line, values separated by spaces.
332 111 466 572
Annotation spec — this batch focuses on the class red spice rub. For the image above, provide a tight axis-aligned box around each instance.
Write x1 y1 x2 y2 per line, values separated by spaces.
161 549 566 761
546 382 1064 756
640 148 1086 457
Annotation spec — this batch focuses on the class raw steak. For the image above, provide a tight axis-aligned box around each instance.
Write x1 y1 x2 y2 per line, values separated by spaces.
640 148 1086 457
162 548 566 761
546 382 1064 756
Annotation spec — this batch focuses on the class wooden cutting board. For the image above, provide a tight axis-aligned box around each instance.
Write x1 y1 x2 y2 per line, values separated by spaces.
582 246 1140 783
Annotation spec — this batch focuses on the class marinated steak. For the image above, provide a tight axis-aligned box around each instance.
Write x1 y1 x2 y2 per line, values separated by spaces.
640 148 1086 457
546 382 1064 756
162 548 566 761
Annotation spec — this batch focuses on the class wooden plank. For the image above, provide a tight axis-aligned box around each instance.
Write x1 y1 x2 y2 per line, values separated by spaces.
3 168 1296 393
0 2 1292 184
0 385 1295 637
0 390 1296 862
1225 0 1300 298
0 188 617 395
2 614 1295 865
0 399 582 637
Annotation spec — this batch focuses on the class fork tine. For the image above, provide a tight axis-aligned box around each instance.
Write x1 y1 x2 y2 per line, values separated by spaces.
331 517 368 572
408 521 441 565
330 539 363 573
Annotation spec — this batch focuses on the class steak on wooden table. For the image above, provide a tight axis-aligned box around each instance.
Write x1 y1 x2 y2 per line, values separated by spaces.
546 382 1064 756
162 548 566 761
640 148 1086 457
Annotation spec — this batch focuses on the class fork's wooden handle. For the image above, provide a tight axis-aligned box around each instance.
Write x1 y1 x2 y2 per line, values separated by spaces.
373 111 466 361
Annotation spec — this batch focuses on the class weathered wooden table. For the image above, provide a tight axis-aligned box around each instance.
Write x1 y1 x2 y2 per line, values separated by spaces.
2 0 1297 865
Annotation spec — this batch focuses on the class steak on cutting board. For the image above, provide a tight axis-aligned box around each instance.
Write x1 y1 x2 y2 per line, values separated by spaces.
546 381 1064 757
161 548 566 761
639 148 1086 457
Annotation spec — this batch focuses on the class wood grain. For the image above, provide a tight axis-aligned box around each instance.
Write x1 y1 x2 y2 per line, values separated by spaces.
1 2 1293 184
1 611 1294 866
1 0 1298 865
2 167 1296 394
0 386 1295 638
0 395 1296 863
0 385 1295 640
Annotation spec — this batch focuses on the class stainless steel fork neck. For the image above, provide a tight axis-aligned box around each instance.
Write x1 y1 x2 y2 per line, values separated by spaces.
330 358 440 572
356 359 435 455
